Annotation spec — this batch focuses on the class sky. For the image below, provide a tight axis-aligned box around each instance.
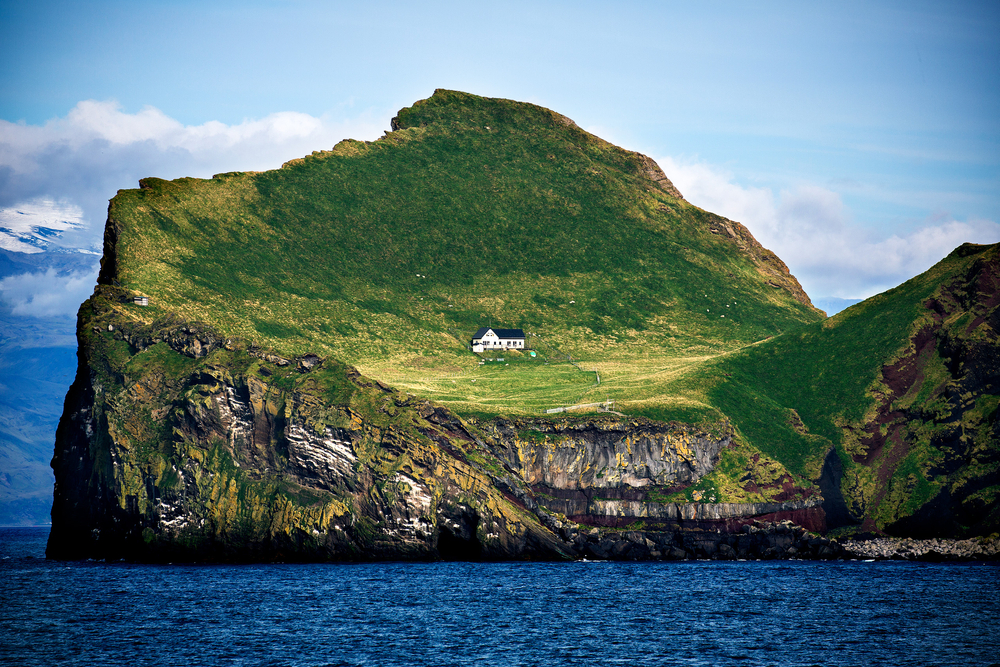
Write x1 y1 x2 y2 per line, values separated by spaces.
1 0 998 316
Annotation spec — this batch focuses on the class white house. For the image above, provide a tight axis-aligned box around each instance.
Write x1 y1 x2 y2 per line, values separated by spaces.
471 327 525 353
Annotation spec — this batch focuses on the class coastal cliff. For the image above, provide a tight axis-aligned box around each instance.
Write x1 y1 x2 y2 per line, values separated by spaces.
49 286 843 562
475 416 826 531
48 287 572 561
47 90 998 561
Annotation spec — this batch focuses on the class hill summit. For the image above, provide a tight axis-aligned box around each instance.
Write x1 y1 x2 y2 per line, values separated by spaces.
48 91 998 562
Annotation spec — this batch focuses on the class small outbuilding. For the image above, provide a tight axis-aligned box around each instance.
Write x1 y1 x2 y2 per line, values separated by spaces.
471 327 525 353
133 296 149 306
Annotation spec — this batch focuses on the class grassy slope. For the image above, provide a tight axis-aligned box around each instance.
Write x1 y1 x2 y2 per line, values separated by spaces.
709 243 1000 532
106 90 821 428
95 90 999 530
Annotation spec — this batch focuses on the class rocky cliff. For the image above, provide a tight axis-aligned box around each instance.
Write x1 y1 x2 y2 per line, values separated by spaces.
48 287 579 561
48 287 844 561
46 91 998 561
475 416 825 531
710 242 1000 540
840 244 1000 536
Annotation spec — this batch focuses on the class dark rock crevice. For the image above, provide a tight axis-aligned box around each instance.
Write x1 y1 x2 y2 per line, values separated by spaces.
818 448 859 530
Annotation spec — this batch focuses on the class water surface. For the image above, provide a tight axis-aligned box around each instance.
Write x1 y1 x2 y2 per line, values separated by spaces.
2 527 997 666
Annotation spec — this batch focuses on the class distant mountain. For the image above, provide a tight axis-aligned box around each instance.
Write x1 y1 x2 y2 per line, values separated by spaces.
0 247 98 281
0 200 91 255
0 248 98 526
45 91 997 560
0 331 77 525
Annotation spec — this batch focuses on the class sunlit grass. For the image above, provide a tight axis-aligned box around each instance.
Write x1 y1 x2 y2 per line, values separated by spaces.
96 90 1000 526
107 89 826 448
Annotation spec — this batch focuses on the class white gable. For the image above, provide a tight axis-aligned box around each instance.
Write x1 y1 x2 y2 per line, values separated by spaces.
471 327 525 352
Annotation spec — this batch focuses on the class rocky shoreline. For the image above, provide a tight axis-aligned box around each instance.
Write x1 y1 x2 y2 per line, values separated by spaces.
839 535 1000 561
557 520 1000 562
565 521 841 561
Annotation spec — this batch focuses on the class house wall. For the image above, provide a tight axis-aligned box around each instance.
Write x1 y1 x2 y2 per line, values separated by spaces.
472 328 526 353
472 335 525 351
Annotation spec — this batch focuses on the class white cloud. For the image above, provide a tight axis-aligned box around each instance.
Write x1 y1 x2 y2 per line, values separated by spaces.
0 199 87 253
1 100 381 173
0 268 98 318
658 156 1000 299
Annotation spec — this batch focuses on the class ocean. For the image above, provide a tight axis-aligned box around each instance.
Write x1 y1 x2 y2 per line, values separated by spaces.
2 527 998 666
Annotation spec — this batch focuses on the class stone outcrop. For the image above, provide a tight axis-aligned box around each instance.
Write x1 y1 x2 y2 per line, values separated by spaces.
47 287 574 562
637 154 684 199
840 535 1000 561
564 520 846 561
475 416 828 532
47 288 850 562
582 498 823 523
481 416 731 490
701 211 817 309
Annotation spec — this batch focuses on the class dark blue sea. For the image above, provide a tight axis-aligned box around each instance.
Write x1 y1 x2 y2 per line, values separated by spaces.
2 527 998 666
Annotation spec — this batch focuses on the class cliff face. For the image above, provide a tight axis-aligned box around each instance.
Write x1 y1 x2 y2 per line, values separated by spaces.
476 416 825 532
48 288 835 562
48 287 575 561
483 417 731 490
840 245 1000 537
709 242 1000 539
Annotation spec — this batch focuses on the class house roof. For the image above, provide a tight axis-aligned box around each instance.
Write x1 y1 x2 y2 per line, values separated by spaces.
472 327 525 339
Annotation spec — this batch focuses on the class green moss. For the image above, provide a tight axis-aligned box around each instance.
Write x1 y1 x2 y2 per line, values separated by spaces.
277 481 332 508
517 429 551 444
876 453 943 528
681 475 720 503
158 465 182 491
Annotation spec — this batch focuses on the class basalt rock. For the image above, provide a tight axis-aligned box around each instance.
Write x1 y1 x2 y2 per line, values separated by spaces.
840 535 1000 561
475 416 827 531
566 520 846 561
48 287 574 562
480 416 732 491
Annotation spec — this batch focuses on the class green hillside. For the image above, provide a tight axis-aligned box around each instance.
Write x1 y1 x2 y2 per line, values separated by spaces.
88 90 997 539
104 89 820 421
709 243 1000 536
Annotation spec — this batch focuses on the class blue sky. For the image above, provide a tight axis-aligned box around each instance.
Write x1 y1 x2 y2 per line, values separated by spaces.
1 0 998 309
